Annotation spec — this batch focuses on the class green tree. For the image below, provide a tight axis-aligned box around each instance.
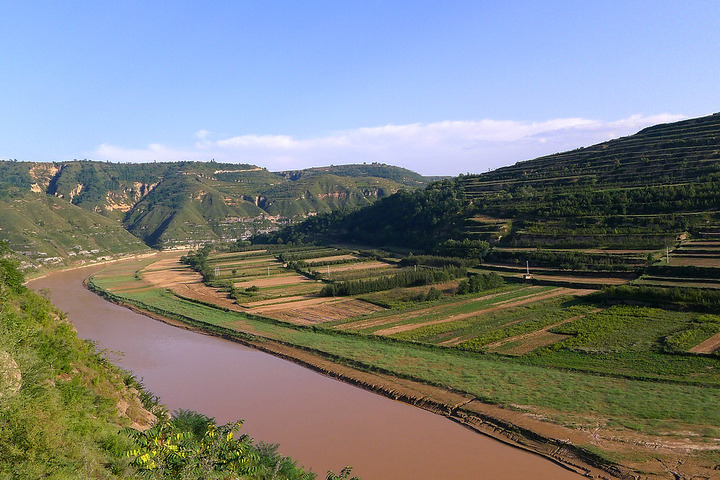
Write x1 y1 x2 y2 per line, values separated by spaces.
326 466 359 480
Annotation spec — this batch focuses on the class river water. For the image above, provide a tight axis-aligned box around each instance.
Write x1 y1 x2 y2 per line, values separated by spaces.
30 262 583 480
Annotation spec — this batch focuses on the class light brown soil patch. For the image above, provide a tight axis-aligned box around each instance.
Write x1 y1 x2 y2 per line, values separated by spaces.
326 261 394 272
374 288 591 337
249 295 344 312
682 241 720 247
469 215 509 222
211 250 267 258
689 332 720 354
258 298 385 325
667 256 720 267
233 274 315 289
582 249 655 254
212 257 276 267
305 254 359 264
530 274 628 285
241 294 326 309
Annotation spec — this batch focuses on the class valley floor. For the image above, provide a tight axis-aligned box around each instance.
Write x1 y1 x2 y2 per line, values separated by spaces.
87 250 720 480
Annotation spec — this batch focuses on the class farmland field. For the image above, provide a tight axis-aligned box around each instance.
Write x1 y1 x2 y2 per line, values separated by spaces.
87 243 720 479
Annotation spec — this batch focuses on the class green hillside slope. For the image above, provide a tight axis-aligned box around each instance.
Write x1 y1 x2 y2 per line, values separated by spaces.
459 112 720 248
262 112 720 290
0 160 431 257
0 192 149 273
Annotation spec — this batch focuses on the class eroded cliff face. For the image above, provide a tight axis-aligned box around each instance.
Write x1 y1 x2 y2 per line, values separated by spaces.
102 182 159 212
28 164 60 193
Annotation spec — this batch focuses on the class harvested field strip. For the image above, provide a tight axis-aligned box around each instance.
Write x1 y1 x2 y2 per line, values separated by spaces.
242 294 323 308
527 274 629 285
259 298 385 325
316 261 398 280
334 286 547 332
689 332 720 354
635 278 720 289
208 250 267 261
221 267 285 278
281 248 347 260
304 254 359 264
640 276 720 285
250 295 348 313
324 261 395 273
491 331 572 355
233 274 314 289
247 283 323 297
213 256 277 267
384 290 588 341
667 257 720 267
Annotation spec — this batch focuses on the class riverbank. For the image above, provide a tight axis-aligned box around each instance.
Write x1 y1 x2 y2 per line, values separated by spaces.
83 271 624 479
24 250 165 283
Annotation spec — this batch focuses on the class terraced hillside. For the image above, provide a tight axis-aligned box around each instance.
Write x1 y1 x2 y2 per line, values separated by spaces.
453 112 720 290
459 112 720 247
260 114 720 291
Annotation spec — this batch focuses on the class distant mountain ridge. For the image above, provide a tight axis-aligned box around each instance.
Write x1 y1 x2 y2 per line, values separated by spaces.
0 160 432 272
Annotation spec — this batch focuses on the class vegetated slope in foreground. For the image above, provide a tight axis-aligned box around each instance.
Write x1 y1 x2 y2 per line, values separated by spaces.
0 244 325 479
0 159 430 268
0 246 154 478
92 247 720 479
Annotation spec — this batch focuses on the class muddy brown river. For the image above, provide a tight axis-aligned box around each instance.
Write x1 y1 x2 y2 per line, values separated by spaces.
30 262 583 480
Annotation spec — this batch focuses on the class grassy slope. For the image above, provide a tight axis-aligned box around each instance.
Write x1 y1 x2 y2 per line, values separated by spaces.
0 192 149 273
0 265 151 478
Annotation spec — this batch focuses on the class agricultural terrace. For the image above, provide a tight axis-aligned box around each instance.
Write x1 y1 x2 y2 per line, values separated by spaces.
87 244 720 478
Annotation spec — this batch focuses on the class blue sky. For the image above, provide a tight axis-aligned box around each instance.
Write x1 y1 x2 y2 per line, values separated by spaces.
0 1 718 175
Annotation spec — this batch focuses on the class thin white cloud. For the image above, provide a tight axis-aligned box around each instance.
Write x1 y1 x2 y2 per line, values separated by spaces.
90 113 686 176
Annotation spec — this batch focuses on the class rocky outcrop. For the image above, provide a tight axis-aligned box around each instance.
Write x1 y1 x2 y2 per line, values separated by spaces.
0 351 21 399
